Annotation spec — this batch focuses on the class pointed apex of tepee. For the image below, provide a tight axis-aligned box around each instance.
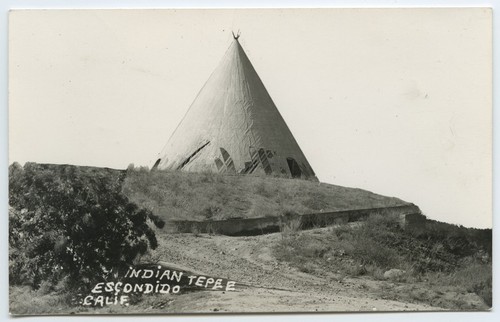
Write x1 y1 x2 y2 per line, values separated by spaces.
153 37 318 181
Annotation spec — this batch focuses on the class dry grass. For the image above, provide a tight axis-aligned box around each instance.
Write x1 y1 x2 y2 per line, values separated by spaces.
9 286 178 315
9 286 74 315
123 168 407 222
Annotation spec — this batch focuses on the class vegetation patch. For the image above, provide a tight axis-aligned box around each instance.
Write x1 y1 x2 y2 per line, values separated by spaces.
273 214 492 310
9 163 165 314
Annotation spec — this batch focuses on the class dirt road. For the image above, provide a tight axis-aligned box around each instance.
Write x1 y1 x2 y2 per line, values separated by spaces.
149 229 441 313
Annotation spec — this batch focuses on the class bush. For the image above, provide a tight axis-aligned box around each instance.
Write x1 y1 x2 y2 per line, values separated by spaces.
9 163 165 292
200 205 222 220
279 217 302 238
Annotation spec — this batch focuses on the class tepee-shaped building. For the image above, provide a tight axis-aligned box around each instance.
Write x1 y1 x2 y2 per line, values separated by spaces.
153 35 317 181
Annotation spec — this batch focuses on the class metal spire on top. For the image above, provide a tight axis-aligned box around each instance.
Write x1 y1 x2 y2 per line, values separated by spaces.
232 30 241 39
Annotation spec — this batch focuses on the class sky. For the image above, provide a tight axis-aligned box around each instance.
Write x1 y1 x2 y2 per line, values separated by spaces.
8 8 492 228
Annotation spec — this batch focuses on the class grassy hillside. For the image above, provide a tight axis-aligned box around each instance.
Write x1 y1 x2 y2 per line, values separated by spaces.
274 214 492 309
123 167 408 222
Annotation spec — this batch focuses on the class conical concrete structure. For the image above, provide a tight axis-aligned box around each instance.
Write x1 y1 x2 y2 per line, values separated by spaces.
153 37 317 181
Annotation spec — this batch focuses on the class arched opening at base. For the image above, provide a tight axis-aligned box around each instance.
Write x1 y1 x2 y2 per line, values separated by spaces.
152 158 161 170
286 157 302 178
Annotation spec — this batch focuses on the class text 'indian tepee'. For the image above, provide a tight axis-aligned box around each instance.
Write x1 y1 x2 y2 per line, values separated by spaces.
153 36 317 181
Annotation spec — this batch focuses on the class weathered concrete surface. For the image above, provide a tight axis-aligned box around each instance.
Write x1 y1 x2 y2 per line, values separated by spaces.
165 204 424 236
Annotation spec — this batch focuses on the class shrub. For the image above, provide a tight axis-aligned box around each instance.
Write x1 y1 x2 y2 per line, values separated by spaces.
200 205 222 220
9 163 165 292
350 238 400 268
280 217 302 238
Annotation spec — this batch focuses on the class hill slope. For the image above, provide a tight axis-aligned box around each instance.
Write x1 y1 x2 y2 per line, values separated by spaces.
123 168 408 221
8 163 492 314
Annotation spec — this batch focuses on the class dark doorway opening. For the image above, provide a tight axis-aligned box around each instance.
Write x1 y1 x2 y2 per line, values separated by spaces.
286 157 302 178
152 158 161 170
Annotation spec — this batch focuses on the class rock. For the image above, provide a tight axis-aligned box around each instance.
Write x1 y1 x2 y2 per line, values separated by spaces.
383 269 406 280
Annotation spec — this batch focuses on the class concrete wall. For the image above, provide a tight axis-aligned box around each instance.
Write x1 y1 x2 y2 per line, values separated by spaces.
165 204 424 236
399 212 427 229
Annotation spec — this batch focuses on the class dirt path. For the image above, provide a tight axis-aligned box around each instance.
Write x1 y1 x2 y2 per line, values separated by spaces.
150 229 441 312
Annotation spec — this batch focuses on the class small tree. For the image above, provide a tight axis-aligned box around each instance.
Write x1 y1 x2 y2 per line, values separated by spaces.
9 163 164 291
